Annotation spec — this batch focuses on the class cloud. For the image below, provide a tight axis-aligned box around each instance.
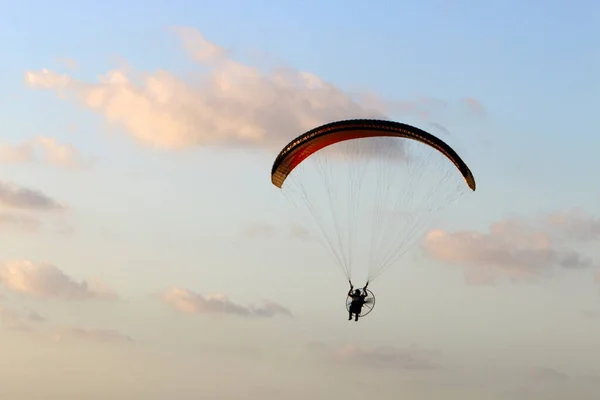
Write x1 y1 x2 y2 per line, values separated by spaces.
0 213 40 232
462 97 486 117
0 142 34 163
581 309 600 319
0 260 118 301
337 344 441 370
506 366 600 398
56 57 78 70
312 342 442 370
241 221 278 238
418 96 448 111
422 211 598 284
546 208 600 242
33 136 86 168
428 122 453 137
0 137 86 168
29 311 46 323
288 223 311 241
174 26 229 62
0 181 65 211
0 306 34 332
162 287 292 318
53 327 133 343
24 27 485 153
528 366 568 382
24 35 382 150
241 221 311 241
0 305 130 345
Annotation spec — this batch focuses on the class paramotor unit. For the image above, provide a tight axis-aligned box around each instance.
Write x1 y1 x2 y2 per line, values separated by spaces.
346 288 375 317
271 119 476 318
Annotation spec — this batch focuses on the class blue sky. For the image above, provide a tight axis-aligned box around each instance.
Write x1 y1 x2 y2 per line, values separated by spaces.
1 1 599 399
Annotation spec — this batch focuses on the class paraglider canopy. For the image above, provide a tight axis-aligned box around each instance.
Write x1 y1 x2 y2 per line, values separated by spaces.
272 119 476 191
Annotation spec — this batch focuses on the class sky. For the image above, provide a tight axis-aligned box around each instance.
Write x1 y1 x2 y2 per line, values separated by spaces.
1 0 600 399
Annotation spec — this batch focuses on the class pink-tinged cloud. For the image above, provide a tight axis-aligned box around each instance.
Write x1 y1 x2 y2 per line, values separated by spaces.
337 344 441 370
546 208 600 242
418 96 448 110
581 309 600 319
0 306 35 332
0 137 85 168
23 51 383 150
463 267 496 286
422 212 597 284
311 342 442 370
241 221 311 241
56 57 78 70
53 327 133 343
0 213 40 232
462 97 486 117
24 27 483 153
0 181 65 211
0 260 118 301
0 306 129 344
34 136 86 168
288 223 311 241
507 366 600 398
242 221 278 238
428 122 453 137
162 287 292 318
0 142 35 163
388 100 430 120
528 366 568 381
174 26 229 62
29 311 46 323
